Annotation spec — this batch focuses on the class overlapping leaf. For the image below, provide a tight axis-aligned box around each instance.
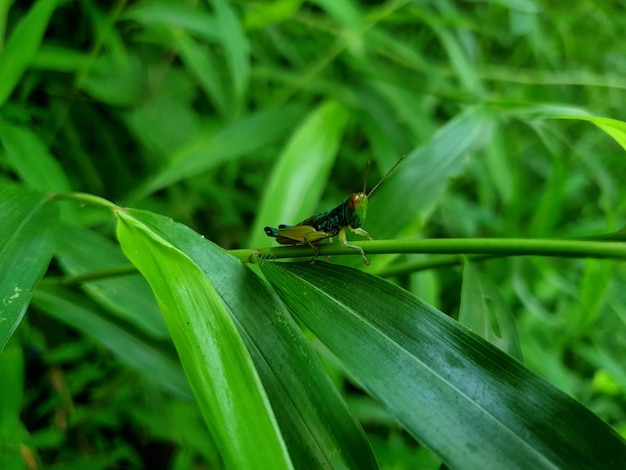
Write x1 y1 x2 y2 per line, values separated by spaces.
117 209 377 469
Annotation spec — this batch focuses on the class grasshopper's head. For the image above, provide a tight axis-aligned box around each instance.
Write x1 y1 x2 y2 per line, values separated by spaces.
346 156 404 230
346 192 368 228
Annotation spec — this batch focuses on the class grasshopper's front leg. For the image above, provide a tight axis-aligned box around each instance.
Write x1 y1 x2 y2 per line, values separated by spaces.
339 227 371 265
349 227 372 241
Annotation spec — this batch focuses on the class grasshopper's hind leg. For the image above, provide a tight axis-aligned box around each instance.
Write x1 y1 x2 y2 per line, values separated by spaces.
339 228 371 265
303 230 332 264
305 240 321 264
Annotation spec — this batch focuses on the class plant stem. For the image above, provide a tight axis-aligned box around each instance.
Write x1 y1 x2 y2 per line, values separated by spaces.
244 238 626 264
52 192 120 211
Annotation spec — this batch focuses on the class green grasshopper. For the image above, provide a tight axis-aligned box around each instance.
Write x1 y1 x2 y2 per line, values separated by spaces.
264 157 404 265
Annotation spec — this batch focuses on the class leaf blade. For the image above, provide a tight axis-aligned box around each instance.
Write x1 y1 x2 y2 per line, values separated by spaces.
249 100 350 248
116 210 292 469
0 188 58 349
260 261 626 469
0 0 57 107
459 260 524 360
123 209 378 469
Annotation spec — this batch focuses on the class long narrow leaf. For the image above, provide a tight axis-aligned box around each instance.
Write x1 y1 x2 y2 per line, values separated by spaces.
55 227 168 339
367 106 495 242
0 0 57 107
121 209 378 469
211 0 250 104
249 100 349 247
32 286 191 400
0 121 71 192
116 210 292 469
132 105 304 199
260 261 626 469
0 188 58 349
459 260 524 360
0 346 27 469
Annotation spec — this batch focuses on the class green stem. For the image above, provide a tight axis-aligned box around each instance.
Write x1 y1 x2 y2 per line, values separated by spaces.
242 238 626 264
39 264 138 287
52 192 120 211
43 237 626 285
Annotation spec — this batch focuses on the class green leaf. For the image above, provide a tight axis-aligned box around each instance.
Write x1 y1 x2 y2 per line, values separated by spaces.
211 0 250 104
0 188 58 350
122 4 219 39
119 209 378 469
0 0 57 107
367 106 495 243
32 286 191 400
505 104 626 153
55 227 168 339
132 105 305 199
260 261 626 468
0 121 71 192
571 116 626 153
249 100 350 247
173 30 229 118
459 260 524 360
116 209 293 469
427 12 485 96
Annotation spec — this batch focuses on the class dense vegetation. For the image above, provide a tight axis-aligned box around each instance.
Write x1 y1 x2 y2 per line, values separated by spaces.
2 0 626 468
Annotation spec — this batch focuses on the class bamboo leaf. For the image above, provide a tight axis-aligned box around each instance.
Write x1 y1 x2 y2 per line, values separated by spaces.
249 100 350 247
460 260 524 360
32 286 192 400
260 261 626 469
0 346 27 469
55 227 168 339
568 116 626 152
210 0 250 105
0 188 58 350
132 105 304 199
0 0 57 107
0 121 71 192
367 106 495 242
118 209 378 469
116 209 292 469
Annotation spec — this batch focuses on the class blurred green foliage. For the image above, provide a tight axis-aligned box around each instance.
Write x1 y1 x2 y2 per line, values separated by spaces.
2 0 626 468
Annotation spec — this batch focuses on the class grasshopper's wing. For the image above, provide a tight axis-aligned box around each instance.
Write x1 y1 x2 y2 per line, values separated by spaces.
267 225 331 245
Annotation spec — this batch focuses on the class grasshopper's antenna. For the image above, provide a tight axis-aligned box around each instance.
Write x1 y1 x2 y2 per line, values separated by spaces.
363 160 371 194
367 156 405 198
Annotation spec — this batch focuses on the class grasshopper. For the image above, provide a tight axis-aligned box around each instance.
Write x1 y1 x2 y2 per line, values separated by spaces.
264 157 404 265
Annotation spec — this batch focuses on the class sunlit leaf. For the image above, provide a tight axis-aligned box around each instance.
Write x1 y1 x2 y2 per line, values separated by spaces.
116 209 293 469
249 100 349 247
119 209 378 469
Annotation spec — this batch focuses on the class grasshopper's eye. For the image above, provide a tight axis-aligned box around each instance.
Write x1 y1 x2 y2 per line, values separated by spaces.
347 193 361 210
